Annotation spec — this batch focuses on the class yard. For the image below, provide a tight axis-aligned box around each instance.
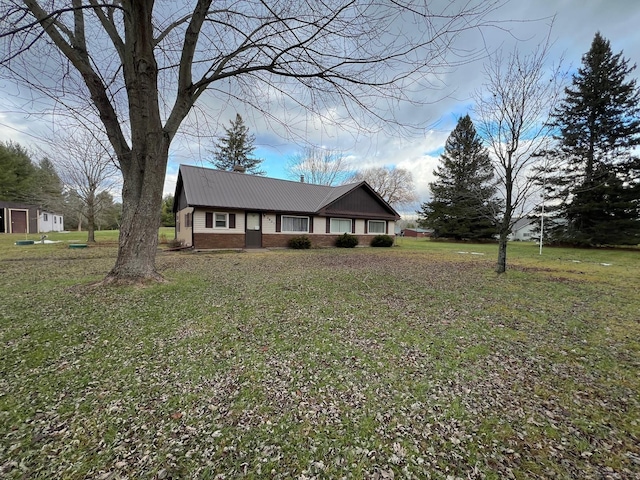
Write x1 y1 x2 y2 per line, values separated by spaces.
1 231 639 479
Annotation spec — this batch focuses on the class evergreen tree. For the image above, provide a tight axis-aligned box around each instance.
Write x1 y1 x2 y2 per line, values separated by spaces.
160 195 175 227
546 33 640 245
210 114 265 175
418 115 500 239
0 141 37 202
32 158 64 211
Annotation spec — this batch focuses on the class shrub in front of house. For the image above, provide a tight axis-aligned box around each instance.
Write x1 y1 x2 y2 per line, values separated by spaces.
167 239 182 247
335 233 358 248
370 234 394 247
288 235 312 249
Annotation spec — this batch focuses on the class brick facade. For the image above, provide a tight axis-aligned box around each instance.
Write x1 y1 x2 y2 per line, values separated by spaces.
193 233 246 249
193 232 384 249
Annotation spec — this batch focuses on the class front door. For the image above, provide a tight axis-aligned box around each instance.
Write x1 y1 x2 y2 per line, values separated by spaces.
245 212 262 248
11 210 27 234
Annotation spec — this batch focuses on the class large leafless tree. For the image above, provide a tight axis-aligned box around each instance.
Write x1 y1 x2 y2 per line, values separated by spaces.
1 0 503 283
347 166 417 207
473 36 564 273
286 146 350 186
47 129 120 243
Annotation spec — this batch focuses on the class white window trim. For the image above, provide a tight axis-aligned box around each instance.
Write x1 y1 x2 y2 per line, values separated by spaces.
282 215 309 233
330 217 352 234
214 212 228 229
368 220 386 234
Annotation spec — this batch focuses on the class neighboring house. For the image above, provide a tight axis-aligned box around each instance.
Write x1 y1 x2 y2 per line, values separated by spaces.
173 164 400 249
402 228 432 238
39 211 65 232
510 217 537 241
0 201 64 234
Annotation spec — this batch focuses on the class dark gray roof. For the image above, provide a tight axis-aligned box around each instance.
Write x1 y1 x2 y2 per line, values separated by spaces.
512 217 535 230
178 164 365 213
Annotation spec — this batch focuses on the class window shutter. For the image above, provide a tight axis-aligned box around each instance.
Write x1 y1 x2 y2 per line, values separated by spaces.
205 212 213 228
352 219 356 234
229 213 236 229
326 217 331 233
309 216 313 233
275 214 281 232
386 221 389 234
364 220 368 234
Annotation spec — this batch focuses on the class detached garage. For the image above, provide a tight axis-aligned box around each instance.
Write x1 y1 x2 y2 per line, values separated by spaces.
0 201 64 234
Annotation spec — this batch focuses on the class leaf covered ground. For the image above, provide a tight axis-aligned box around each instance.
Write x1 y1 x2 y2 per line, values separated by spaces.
1 234 639 479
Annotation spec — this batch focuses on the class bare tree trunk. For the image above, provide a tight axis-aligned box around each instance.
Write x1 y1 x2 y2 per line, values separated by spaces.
86 191 96 243
87 221 95 243
103 139 168 284
102 1 167 284
496 230 508 274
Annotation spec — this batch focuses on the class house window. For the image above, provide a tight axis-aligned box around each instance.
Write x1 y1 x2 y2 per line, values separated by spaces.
368 220 385 234
282 215 309 233
215 213 227 228
53 216 56 224
184 212 192 228
330 218 352 233
43 213 48 221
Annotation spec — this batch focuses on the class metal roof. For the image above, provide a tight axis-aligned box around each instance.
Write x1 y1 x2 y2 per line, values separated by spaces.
178 164 367 214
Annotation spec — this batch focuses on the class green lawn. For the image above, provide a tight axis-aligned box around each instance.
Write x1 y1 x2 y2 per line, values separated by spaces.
1 232 639 479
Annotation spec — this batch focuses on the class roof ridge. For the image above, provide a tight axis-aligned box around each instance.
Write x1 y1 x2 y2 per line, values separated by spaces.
180 163 341 188
316 181 361 210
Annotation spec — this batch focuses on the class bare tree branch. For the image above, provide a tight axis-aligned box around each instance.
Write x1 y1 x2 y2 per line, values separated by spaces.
473 25 565 272
286 146 350 185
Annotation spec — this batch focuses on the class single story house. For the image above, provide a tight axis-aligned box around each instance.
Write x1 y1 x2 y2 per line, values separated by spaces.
173 164 400 249
510 217 537 241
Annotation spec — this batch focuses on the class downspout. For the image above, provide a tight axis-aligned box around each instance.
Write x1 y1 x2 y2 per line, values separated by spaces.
191 208 195 248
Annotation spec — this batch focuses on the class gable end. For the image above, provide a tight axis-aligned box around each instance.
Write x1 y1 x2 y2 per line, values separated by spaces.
319 185 398 219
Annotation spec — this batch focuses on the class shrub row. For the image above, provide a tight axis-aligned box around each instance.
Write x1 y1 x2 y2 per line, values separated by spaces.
288 234 394 249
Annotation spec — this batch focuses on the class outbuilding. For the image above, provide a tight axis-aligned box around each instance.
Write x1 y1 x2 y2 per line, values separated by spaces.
0 201 65 234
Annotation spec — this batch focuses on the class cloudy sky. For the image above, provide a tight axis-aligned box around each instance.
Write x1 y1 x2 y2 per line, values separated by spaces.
1 1 639 214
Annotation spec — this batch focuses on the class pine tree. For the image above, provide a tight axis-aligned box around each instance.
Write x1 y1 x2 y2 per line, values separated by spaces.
210 114 265 175
0 141 37 202
418 115 500 239
33 158 64 211
546 33 640 245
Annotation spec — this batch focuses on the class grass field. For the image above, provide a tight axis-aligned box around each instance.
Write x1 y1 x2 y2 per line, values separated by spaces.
1 231 639 479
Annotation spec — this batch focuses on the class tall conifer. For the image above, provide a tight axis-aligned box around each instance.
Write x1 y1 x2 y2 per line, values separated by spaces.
211 114 265 175
545 33 640 245
418 115 500 239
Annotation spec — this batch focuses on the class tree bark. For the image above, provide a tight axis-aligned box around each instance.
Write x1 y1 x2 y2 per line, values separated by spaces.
86 190 96 243
496 231 508 274
102 0 167 284
103 141 168 284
